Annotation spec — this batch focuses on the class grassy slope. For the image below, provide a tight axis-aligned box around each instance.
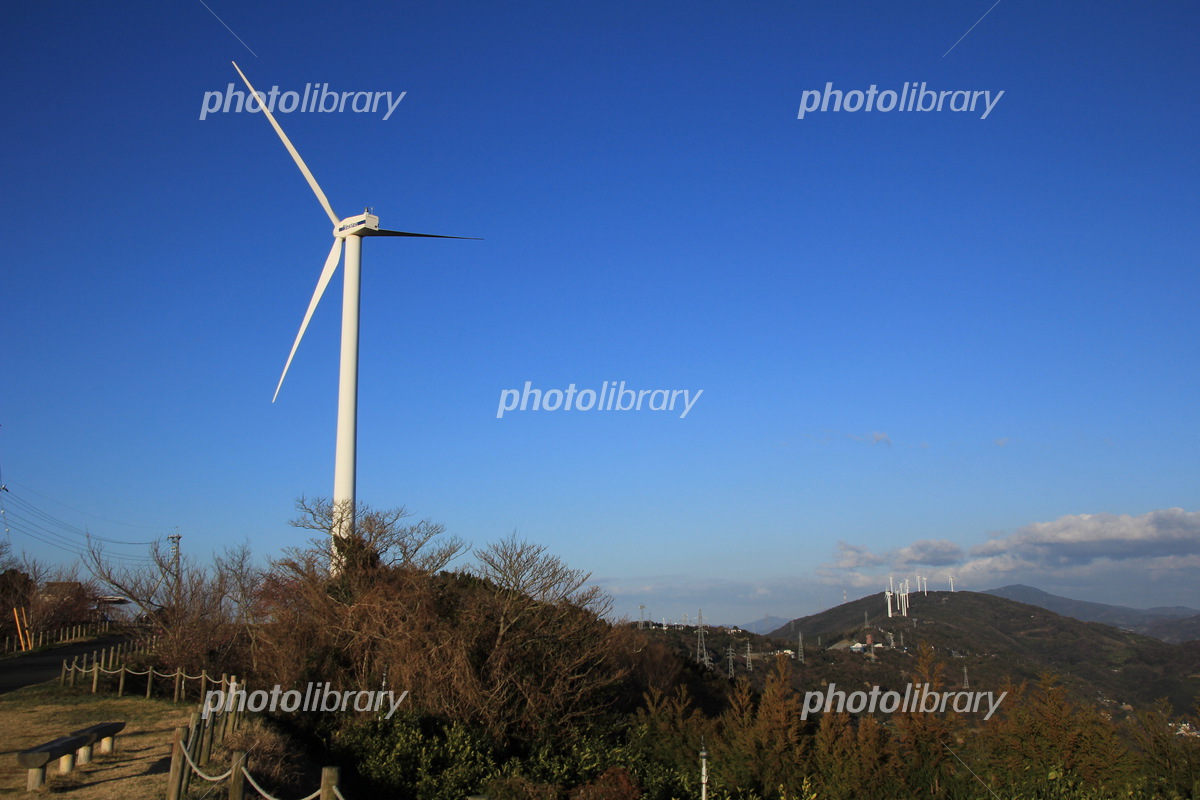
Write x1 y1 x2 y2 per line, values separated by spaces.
0 681 193 799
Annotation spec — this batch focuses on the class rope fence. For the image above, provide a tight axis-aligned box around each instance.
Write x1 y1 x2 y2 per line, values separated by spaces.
166 697 344 800
60 650 348 799
55 638 265 706
3 619 112 654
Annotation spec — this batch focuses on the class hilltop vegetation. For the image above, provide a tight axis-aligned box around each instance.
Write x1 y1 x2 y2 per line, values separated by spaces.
25 503 1200 799
983 584 1200 641
768 590 1200 717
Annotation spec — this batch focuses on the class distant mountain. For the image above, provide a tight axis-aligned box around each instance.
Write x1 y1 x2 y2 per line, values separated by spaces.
982 584 1200 640
738 615 791 634
767 590 1200 715
1142 613 1200 644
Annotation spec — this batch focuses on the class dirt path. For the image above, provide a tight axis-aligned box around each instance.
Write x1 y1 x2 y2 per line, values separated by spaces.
0 682 193 799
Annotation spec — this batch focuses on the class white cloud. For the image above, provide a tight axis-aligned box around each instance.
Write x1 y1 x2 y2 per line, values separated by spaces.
818 509 1200 607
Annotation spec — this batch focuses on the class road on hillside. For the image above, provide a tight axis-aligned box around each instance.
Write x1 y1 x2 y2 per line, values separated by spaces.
0 636 130 695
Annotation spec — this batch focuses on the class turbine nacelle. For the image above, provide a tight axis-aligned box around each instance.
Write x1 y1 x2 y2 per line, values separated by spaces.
335 212 381 238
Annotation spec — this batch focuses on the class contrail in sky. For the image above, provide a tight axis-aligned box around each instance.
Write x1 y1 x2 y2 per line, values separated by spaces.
196 0 258 58
940 0 1008 56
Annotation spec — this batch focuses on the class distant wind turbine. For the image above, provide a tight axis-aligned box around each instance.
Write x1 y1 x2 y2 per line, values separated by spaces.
230 62 477 559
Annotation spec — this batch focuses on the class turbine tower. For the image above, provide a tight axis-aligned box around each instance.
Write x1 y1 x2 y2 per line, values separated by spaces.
230 63 476 558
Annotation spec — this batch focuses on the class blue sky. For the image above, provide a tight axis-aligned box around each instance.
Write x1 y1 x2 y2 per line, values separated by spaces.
2 1 1198 624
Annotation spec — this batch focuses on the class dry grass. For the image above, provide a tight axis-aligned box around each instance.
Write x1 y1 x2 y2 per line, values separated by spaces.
214 717 316 795
0 681 193 799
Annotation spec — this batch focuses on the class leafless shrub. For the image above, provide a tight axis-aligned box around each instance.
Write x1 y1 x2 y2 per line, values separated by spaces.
85 538 237 670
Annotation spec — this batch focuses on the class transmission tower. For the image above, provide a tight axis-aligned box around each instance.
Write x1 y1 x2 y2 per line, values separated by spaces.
797 631 804 664
638 604 645 630
745 641 753 672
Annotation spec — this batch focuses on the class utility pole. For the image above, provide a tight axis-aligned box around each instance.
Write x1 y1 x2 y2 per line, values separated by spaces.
167 529 182 608
167 529 181 577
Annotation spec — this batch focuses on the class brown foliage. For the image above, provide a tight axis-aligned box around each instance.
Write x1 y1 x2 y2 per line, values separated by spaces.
85 538 240 670
569 766 642 800
252 503 627 747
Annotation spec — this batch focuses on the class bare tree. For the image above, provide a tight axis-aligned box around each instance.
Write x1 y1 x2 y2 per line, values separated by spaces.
290 496 467 574
215 541 266 672
451 534 625 743
85 538 235 669
254 515 627 746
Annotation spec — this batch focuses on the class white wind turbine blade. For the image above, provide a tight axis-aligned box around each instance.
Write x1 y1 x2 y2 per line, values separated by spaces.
232 61 339 226
273 238 344 402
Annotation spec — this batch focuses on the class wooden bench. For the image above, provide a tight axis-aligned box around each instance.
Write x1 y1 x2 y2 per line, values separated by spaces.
17 722 126 790
17 734 90 790
70 721 126 763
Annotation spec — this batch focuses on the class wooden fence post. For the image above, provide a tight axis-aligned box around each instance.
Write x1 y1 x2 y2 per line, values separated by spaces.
69 656 78 688
60 659 67 687
146 668 154 699
166 726 187 800
228 751 247 800
91 659 100 693
182 713 200 795
173 670 182 704
203 710 217 763
320 766 340 800
118 665 127 697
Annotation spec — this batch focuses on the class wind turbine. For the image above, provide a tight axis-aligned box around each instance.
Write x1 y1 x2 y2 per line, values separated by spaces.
230 62 476 556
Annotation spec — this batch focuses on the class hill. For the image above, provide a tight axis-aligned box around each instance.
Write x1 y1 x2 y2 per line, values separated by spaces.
767 590 1200 716
982 584 1200 640
1143 613 1200 644
738 615 791 634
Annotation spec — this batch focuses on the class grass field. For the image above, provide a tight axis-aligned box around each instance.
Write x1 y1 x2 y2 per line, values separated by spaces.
0 681 194 798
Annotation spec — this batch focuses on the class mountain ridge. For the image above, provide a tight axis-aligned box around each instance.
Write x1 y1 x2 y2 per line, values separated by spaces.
982 584 1200 641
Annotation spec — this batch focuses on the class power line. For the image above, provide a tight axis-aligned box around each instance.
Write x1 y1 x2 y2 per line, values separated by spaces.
3 493 156 545
0 483 162 565
2 478 173 531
